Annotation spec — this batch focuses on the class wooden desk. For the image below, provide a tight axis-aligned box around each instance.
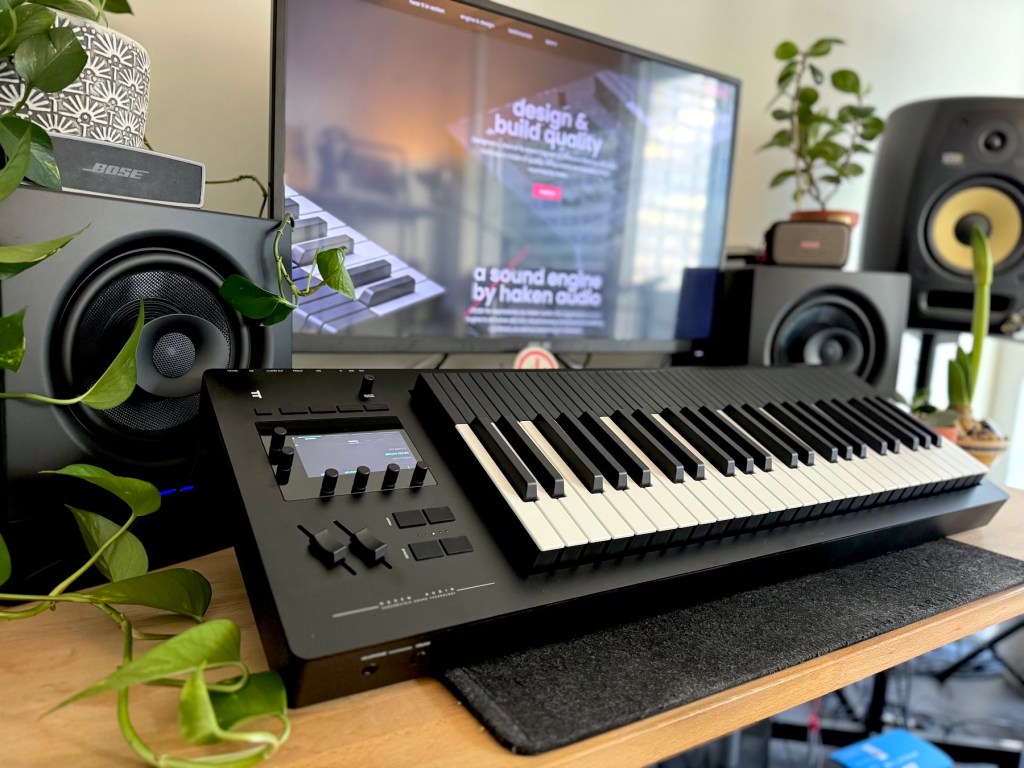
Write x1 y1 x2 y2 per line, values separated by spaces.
3 488 1023 768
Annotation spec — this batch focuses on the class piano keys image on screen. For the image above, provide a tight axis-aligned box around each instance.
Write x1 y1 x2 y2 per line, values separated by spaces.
200 366 1007 707
285 185 445 334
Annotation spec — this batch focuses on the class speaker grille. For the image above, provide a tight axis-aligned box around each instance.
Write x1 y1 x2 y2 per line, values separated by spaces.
69 266 233 432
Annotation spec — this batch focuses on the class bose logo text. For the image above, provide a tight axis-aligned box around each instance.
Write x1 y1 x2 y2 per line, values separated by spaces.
83 162 149 179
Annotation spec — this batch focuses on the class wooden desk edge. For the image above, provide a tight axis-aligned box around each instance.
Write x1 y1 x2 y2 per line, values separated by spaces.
4 489 1023 767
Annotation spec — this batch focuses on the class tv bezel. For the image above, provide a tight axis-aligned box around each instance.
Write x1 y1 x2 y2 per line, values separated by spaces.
269 0 741 355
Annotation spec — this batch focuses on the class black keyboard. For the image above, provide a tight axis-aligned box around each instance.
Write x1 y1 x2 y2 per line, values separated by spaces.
200 366 1007 707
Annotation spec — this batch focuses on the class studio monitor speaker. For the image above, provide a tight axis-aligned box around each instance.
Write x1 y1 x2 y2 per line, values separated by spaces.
862 97 1024 332
690 266 910 395
0 187 290 592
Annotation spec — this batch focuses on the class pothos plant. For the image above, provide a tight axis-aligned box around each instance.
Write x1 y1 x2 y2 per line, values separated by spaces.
0 1 292 765
761 38 886 211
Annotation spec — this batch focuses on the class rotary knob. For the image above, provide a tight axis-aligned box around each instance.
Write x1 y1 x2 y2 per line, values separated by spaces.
410 461 429 487
320 468 339 497
381 463 401 490
268 426 287 462
351 465 371 493
358 374 375 400
275 446 295 485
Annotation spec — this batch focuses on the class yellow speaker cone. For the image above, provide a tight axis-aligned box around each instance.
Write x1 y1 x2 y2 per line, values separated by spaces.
929 185 1022 270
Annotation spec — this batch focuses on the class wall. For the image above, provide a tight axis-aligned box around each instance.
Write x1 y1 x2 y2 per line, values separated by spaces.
112 0 1024 264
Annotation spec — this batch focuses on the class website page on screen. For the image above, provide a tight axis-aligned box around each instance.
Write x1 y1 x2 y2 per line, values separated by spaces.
283 0 737 348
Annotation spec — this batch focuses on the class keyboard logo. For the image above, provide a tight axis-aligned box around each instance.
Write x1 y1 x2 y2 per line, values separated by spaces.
251 390 262 399
82 162 149 180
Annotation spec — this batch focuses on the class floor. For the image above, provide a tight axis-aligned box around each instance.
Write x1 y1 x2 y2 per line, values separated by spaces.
659 623 1024 768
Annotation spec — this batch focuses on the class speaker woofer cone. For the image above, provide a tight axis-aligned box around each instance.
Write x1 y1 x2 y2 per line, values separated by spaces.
771 292 880 382
925 178 1024 273
51 248 250 456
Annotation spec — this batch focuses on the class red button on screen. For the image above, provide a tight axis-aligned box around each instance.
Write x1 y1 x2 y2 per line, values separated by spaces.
531 183 563 201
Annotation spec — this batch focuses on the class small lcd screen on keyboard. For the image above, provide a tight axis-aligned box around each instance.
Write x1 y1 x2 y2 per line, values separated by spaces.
291 431 418 478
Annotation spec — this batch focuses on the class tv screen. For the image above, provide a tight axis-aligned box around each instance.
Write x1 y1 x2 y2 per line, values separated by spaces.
273 0 739 353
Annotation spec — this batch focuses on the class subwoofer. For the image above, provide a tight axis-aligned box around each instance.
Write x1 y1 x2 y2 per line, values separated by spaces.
689 266 910 395
862 97 1024 331
0 187 290 592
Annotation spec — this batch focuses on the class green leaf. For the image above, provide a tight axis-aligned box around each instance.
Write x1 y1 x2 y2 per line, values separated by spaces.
87 568 212 620
758 129 792 151
0 307 26 371
922 408 959 428
57 619 242 709
315 247 355 298
846 105 875 119
25 0 98 21
831 69 861 95
44 463 161 517
69 506 147 582
14 26 87 93
770 109 792 121
797 87 819 106
93 0 133 13
860 116 885 140
210 671 288 732
808 38 842 56
0 129 31 204
0 228 82 279
911 387 931 412
79 298 143 409
809 64 824 84
0 4 56 57
769 170 795 188
840 162 865 177
0 530 10 587
948 357 969 409
180 666 222 745
852 143 873 154
260 301 294 327
0 1 16 55
219 274 294 323
774 41 798 60
0 115 60 189
956 346 975 402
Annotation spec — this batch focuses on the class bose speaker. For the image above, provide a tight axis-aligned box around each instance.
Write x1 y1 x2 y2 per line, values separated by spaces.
862 97 1024 331
691 266 910 395
0 187 290 592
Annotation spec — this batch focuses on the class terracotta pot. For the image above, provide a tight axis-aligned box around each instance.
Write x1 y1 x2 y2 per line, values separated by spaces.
956 434 1010 467
789 209 860 229
933 425 959 443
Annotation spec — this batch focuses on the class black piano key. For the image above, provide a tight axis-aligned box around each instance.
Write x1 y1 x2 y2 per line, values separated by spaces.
836 399 901 453
849 399 920 451
795 401 866 459
495 415 565 498
580 412 652 487
470 417 538 502
413 375 466 426
661 408 736 477
348 258 392 287
782 402 852 461
790 399 856 460
870 396 941 447
740 404 816 466
611 410 686 483
681 406 755 474
816 400 887 455
698 406 773 471
722 404 798 468
557 412 628 490
765 403 839 463
359 274 416 306
632 410 705 480
534 413 603 493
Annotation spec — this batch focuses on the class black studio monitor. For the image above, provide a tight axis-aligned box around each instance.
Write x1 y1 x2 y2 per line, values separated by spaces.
862 97 1024 332
689 266 911 396
0 187 290 593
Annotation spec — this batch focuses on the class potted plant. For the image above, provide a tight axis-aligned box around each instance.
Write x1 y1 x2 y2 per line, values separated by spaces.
761 38 886 228
946 227 1010 465
894 387 960 443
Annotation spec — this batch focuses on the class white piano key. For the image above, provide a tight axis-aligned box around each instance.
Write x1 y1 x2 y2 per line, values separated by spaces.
456 424 563 553
535 498 589 549
520 422 620 544
602 418 704 530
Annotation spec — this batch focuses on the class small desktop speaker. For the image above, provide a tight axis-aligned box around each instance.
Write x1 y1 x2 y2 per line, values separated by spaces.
766 220 850 267
862 97 1024 332
0 187 290 592
690 266 910 395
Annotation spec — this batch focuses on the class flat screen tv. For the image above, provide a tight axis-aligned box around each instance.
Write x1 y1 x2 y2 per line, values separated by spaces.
271 0 739 354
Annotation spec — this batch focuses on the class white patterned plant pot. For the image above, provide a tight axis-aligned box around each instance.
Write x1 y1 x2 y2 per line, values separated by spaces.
0 12 149 147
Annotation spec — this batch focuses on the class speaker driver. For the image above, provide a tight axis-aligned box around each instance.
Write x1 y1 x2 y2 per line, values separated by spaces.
51 247 251 458
771 292 879 382
925 179 1024 273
